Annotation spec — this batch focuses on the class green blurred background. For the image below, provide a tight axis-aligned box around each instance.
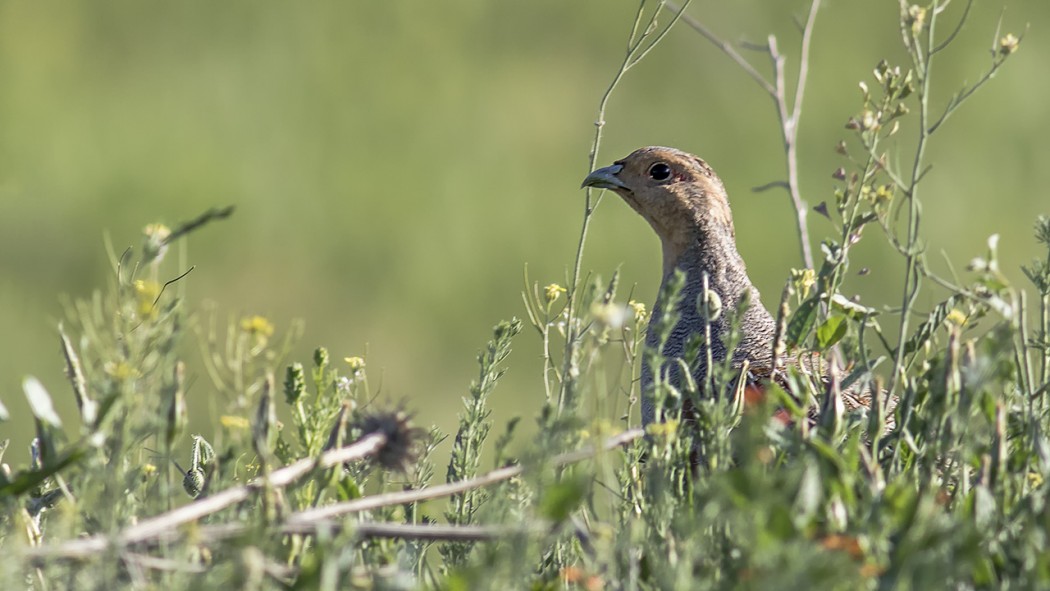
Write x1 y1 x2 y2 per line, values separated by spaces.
1 1 1047 457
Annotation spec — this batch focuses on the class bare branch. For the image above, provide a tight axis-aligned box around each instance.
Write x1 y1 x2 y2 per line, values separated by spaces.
31 522 543 563
793 0 821 127
669 0 821 268
665 2 776 97
777 0 822 269
282 521 540 542
121 553 207 574
289 428 643 525
25 429 644 563
932 0 974 55
135 431 385 542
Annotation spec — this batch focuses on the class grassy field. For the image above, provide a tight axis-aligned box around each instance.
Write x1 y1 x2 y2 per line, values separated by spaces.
2 1 1050 588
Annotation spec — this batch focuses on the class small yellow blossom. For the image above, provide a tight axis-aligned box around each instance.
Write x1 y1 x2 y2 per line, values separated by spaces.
628 300 648 321
873 184 894 207
143 223 171 242
944 308 967 327
907 5 926 36
220 415 251 429
344 356 366 372
791 268 816 299
544 283 566 303
133 279 160 298
104 361 138 380
645 419 679 440
999 33 1020 56
240 315 274 338
133 279 161 318
142 463 157 476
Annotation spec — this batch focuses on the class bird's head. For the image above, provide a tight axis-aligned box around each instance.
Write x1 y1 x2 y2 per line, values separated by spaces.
581 146 736 270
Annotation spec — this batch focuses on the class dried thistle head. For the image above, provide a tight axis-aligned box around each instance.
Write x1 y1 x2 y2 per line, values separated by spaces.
353 409 425 472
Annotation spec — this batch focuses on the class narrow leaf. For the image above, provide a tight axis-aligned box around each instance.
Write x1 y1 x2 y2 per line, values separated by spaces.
786 296 820 348
901 295 962 356
815 314 849 350
23 377 62 427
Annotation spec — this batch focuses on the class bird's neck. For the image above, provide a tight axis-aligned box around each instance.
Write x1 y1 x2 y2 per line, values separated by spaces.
648 217 776 377
654 216 777 357
660 219 753 306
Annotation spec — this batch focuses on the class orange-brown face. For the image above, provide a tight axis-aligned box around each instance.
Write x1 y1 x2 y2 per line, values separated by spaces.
581 146 735 261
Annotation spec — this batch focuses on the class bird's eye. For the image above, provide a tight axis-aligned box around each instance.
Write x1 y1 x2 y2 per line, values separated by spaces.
648 162 672 181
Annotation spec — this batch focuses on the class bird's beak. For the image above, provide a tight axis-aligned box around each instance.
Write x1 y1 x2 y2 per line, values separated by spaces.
581 164 627 191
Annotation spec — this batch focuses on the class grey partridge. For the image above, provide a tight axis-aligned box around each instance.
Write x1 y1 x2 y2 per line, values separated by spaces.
581 146 881 429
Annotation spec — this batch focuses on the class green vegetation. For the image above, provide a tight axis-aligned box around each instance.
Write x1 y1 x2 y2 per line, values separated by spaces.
2 2 1048 589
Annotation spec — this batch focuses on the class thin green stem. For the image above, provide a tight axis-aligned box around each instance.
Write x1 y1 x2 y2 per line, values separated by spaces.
562 0 692 414
1042 293 1050 389
890 1 939 396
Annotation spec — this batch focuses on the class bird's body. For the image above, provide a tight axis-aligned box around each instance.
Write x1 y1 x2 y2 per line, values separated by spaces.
581 146 877 427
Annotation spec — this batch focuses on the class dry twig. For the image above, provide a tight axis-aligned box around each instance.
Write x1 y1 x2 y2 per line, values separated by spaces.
26 428 644 563
666 0 822 269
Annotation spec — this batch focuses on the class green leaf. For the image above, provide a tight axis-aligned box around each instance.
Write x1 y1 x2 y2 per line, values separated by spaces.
336 475 362 501
900 295 962 356
786 296 820 348
815 314 849 350
538 475 587 523
829 294 876 319
0 445 87 499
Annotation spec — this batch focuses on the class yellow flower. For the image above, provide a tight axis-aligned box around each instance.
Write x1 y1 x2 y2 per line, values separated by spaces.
140 462 158 483
143 223 171 242
220 415 250 429
544 283 566 303
240 315 274 338
907 5 926 35
104 361 138 380
133 279 161 318
344 356 366 372
628 300 648 321
791 268 816 298
945 308 966 327
645 419 679 440
999 33 1020 56
873 184 894 207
